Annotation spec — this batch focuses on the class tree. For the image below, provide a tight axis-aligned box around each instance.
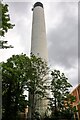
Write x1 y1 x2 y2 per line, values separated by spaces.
27 54 49 120
0 62 2 120
63 94 78 120
2 54 29 120
2 54 49 120
0 1 14 48
48 70 76 120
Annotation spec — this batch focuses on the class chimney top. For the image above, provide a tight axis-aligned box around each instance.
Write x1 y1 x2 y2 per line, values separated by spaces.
34 2 43 8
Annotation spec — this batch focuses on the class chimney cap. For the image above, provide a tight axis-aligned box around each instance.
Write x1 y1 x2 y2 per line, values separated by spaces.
34 2 43 8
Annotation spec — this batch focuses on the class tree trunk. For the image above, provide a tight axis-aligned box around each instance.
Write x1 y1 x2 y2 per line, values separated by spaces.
28 91 35 120
3 83 12 120
27 92 32 120
54 98 57 112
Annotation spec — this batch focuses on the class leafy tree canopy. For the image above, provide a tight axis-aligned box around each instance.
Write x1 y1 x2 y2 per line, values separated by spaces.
2 54 49 120
0 1 14 48
48 70 77 120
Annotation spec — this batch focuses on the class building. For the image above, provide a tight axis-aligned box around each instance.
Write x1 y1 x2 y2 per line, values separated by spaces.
71 84 80 120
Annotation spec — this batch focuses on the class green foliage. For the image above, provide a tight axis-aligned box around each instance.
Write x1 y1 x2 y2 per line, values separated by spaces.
0 1 14 48
2 54 28 120
27 54 49 119
2 54 49 120
2 54 77 120
0 2 14 37
28 54 48 96
48 70 76 120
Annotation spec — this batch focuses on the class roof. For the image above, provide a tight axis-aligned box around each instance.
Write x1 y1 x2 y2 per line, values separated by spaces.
33 2 43 8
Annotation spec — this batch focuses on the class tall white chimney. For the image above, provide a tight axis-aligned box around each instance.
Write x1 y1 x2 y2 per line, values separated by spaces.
30 2 48 117
31 2 48 61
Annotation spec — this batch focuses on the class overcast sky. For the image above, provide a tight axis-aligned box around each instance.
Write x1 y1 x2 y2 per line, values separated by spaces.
0 0 78 91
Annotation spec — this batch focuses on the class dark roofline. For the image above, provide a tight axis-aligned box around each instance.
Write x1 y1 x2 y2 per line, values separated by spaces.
32 2 43 11
34 2 43 8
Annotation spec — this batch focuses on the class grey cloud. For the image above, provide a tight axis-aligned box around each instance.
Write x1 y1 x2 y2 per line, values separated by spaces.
78 2 80 62
0 1 78 89
47 2 78 69
7 2 31 16
6 2 32 53
69 76 78 88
